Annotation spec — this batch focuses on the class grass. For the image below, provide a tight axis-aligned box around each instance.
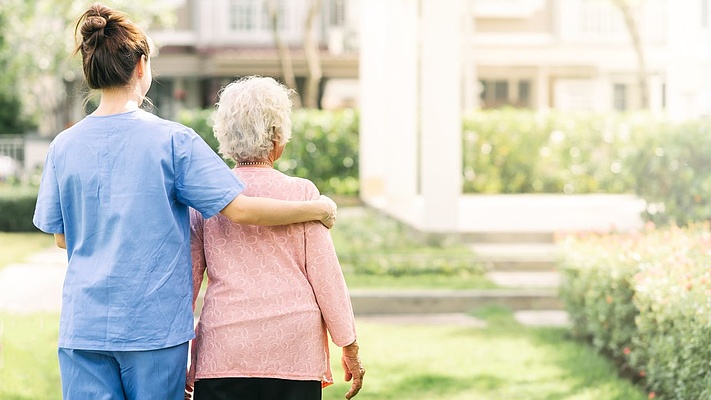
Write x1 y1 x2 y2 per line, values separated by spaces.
0 232 54 269
323 307 648 400
0 313 61 400
331 207 490 287
0 309 648 400
344 273 497 290
0 232 647 399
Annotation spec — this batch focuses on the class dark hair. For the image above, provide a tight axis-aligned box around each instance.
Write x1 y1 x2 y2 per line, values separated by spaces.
73 3 151 90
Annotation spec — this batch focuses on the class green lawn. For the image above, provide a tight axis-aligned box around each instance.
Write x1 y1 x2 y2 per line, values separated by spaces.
0 232 54 270
0 313 61 400
0 310 647 400
0 224 648 400
344 273 498 290
324 312 648 400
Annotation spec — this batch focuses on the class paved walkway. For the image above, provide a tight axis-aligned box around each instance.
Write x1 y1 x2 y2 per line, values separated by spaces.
0 246 67 314
0 245 568 326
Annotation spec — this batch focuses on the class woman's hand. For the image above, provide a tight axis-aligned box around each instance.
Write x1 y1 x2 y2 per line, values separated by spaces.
341 341 365 399
319 195 338 229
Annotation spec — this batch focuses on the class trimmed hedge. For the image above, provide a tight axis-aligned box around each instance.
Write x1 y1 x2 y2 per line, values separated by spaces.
463 109 711 226
182 107 711 226
559 224 711 400
0 186 39 232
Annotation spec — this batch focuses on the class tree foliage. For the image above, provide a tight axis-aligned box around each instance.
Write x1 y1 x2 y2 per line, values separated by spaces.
0 0 177 135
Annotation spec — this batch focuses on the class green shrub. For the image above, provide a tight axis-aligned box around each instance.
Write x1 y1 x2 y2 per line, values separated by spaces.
180 106 711 225
559 224 711 400
462 109 637 194
177 108 359 196
331 207 483 277
463 109 711 225
276 109 359 196
0 185 39 232
626 121 711 226
558 232 640 368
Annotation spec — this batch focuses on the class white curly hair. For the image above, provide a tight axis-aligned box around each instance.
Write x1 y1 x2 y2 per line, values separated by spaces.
213 76 294 162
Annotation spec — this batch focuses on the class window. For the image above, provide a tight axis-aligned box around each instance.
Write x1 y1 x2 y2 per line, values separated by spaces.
579 0 624 36
494 81 509 102
479 79 530 108
613 83 627 111
228 0 256 32
263 0 287 31
518 80 531 107
329 0 346 27
227 0 291 34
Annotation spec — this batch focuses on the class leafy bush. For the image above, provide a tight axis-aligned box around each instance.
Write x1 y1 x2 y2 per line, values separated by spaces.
463 109 711 225
0 185 39 232
181 106 711 225
462 109 637 194
331 207 483 277
559 224 711 400
178 108 359 196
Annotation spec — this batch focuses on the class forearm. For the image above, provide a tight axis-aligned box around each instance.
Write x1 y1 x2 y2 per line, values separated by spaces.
54 233 66 249
220 194 333 226
344 340 359 354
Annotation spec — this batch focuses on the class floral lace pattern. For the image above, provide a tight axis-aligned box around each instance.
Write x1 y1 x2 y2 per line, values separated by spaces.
188 168 357 386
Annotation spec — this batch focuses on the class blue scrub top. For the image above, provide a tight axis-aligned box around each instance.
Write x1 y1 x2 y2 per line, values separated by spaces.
33 109 244 351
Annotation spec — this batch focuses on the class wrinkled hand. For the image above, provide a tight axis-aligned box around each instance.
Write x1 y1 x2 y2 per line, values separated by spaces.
184 383 193 400
341 341 365 399
319 195 338 229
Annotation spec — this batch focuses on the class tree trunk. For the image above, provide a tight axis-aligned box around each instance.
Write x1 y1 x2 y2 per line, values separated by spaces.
302 0 323 109
613 0 649 109
265 0 302 108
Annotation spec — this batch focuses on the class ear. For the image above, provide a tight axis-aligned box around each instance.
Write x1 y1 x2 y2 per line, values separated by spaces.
271 127 282 145
136 55 147 77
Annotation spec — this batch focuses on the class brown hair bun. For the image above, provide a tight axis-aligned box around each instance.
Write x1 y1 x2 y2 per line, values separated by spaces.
81 15 107 45
73 3 151 90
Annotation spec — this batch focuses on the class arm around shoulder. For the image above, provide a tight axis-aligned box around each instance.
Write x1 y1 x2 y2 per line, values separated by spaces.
219 193 337 228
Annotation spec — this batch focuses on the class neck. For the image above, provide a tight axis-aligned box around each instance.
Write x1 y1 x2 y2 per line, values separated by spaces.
92 88 143 116
236 160 273 168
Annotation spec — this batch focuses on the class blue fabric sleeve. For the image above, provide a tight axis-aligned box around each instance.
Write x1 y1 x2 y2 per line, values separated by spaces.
174 129 245 219
33 145 64 234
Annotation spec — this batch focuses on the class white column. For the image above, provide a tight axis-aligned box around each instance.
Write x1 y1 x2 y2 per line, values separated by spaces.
384 1 419 206
358 0 391 200
535 66 549 111
648 74 663 114
359 0 418 205
419 0 463 232
461 0 478 112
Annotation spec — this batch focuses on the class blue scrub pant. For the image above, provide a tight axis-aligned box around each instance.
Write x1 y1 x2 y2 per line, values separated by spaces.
58 342 189 400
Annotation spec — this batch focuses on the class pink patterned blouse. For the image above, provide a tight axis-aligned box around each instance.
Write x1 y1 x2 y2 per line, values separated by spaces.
188 167 357 387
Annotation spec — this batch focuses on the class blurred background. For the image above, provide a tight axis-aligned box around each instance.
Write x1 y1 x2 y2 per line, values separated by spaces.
3 2 711 399
3 0 711 229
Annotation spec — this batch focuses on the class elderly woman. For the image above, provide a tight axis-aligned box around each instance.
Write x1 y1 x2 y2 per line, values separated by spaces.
187 76 364 400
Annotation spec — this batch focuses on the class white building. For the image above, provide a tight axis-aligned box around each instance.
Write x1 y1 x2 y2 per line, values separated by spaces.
148 0 360 119
142 0 711 235
150 0 711 121
471 0 711 120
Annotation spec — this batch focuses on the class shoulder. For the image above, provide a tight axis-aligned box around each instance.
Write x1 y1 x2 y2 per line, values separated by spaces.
281 174 321 200
47 118 91 150
136 110 196 137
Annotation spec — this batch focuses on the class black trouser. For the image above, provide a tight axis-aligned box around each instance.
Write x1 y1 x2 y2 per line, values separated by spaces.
194 377 322 400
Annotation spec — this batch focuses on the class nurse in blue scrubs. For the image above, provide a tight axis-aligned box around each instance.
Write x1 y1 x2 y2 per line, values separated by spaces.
32 4 336 400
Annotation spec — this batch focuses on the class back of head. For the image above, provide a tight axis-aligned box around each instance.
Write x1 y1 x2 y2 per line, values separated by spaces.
74 3 151 90
213 76 295 162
